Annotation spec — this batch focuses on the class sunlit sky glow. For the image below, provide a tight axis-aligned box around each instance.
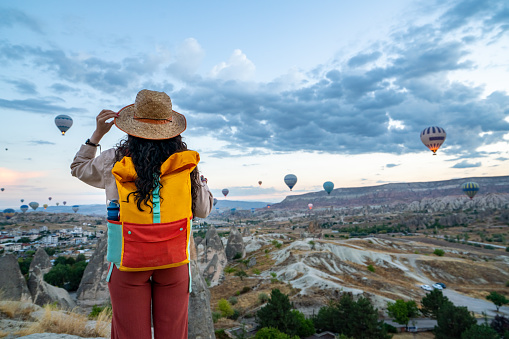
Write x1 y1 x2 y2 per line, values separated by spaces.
0 0 508 209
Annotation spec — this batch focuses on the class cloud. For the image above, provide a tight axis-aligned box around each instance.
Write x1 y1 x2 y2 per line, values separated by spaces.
166 38 205 80
385 164 399 168
29 140 56 145
0 167 45 185
210 49 255 81
0 97 86 115
5 79 37 95
347 51 382 68
451 160 482 168
0 8 43 33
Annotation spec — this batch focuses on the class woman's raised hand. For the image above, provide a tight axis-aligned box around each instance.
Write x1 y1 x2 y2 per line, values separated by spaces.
90 109 119 144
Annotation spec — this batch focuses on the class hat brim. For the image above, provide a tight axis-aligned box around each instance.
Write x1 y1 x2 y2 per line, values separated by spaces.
114 104 187 140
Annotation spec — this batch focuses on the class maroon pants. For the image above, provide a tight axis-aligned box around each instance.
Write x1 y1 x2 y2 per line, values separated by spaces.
108 264 189 339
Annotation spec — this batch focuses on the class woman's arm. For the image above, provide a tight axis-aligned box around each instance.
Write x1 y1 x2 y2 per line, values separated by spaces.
70 110 118 188
193 179 214 218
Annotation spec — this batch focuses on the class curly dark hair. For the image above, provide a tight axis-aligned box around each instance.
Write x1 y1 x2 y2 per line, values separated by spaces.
115 135 201 215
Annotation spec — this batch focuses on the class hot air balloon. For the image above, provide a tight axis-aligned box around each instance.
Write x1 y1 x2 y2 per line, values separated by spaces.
20 199 24 203
230 208 236 215
48 197 52 201
462 182 479 200
3 208 15 220
308 203 313 210
267 204 271 209
29 202 39 211
251 208 255 214
420 126 446 155
0 188 4 192
222 189 229 197
72 205 79 213
63 201 67 205
43 204 48 210
56 202 60 206
258 181 262 186
20 205 29 213
55 115 73 136
284 174 297 191
213 198 217 206
323 181 334 195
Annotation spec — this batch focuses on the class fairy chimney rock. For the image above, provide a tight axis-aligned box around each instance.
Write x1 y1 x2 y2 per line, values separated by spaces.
198 225 227 286
0 254 31 301
225 227 245 261
76 236 110 309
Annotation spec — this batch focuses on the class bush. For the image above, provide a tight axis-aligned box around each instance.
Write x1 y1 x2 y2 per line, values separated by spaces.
88 304 112 319
253 268 261 275
241 286 251 294
367 264 375 273
228 296 238 305
233 252 243 260
212 311 222 323
229 309 241 320
433 249 445 256
218 298 234 318
258 293 269 304
254 327 299 339
484 245 495 250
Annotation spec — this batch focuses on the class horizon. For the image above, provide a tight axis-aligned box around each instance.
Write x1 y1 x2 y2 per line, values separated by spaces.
1 0 508 208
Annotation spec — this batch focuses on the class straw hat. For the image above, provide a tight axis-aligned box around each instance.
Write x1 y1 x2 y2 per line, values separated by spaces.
115 89 186 140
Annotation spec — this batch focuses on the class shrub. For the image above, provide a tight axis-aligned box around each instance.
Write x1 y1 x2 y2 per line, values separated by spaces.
229 309 241 320
254 327 299 339
233 252 243 260
367 264 375 273
484 245 495 250
217 298 234 318
253 268 261 275
224 266 237 274
88 304 112 319
235 270 248 280
275 242 282 249
433 249 445 256
212 311 222 323
258 293 269 304
228 296 238 305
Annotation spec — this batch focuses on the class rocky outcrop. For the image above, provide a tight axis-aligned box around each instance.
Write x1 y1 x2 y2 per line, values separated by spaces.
188 260 215 339
225 227 245 261
27 248 75 309
0 254 30 301
197 226 227 286
242 227 251 237
76 236 110 308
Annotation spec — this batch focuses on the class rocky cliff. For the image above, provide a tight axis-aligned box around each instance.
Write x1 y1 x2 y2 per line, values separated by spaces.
274 176 509 209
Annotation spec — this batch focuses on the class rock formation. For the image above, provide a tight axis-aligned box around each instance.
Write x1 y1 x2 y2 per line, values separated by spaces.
27 248 76 309
198 225 227 286
76 236 110 309
225 227 245 261
188 260 215 339
0 254 31 301
242 227 251 237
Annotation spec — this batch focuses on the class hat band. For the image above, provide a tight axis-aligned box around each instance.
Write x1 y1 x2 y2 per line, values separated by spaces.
133 116 173 125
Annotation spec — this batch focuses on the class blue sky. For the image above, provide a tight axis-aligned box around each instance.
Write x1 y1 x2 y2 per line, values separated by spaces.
0 0 508 209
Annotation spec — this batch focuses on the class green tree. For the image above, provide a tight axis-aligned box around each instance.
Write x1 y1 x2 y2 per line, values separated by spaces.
76 253 86 262
256 289 300 337
433 248 445 256
217 298 234 318
254 327 299 339
387 299 419 330
235 270 248 280
434 303 477 339
290 310 315 338
44 263 70 288
420 289 453 319
486 291 508 312
461 323 499 339
490 315 509 337
313 293 390 339
44 248 56 256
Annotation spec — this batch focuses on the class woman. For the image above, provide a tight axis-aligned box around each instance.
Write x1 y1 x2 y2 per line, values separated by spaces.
71 89 213 339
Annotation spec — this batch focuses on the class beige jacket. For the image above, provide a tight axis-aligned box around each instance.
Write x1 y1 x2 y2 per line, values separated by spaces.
70 144 213 218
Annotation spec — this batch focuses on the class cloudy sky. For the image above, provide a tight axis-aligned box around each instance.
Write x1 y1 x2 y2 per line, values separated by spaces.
0 0 508 209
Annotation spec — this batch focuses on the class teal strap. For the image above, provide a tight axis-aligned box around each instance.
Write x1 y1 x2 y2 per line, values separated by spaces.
106 263 114 282
152 184 161 223
188 219 192 293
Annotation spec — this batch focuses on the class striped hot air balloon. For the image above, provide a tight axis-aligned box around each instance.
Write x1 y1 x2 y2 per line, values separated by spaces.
284 174 297 191
420 126 446 155
3 208 15 220
72 205 79 213
55 115 73 136
20 205 29 213
462 182 479 200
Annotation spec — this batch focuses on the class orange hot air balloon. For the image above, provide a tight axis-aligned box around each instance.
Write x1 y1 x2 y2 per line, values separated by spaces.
258 181 262 186
308 203 313 210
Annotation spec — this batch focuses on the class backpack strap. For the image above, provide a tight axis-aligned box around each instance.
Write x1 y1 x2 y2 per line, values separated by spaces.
152 183 161 224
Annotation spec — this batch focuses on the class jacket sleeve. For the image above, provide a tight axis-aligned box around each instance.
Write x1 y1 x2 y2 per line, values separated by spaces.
194 182 213 218
70 145 115 189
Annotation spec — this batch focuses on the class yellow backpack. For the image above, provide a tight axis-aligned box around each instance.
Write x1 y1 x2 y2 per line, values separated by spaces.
105 150 199 290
